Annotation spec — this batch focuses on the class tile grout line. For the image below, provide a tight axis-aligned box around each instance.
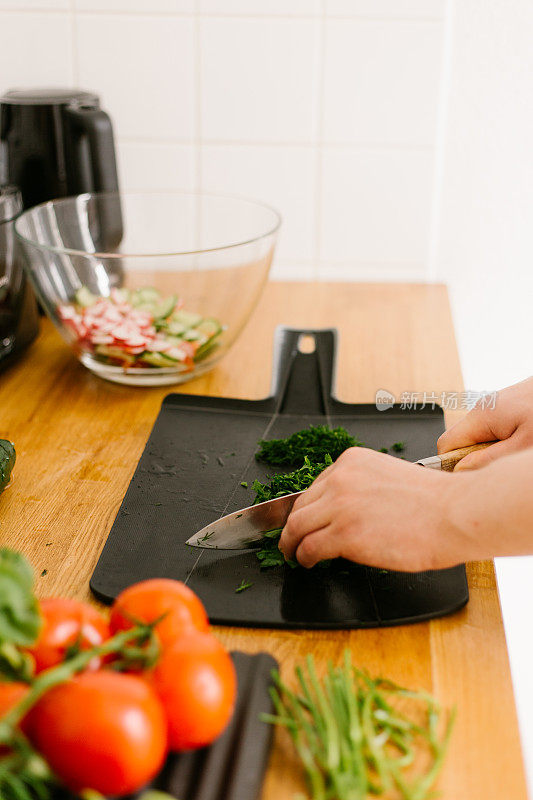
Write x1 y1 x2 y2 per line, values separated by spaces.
0 8 444 22
116 136 435 151
194 0 202 195
69 0 79 86
312 0 327 280
427 0 454 282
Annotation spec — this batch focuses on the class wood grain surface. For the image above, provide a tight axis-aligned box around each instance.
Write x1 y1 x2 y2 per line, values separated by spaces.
0 282 527 799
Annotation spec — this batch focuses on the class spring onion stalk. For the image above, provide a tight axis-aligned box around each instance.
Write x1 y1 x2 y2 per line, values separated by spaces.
261 649 455 800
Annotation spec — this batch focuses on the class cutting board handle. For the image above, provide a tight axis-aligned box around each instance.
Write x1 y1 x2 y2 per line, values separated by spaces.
270 326 338 416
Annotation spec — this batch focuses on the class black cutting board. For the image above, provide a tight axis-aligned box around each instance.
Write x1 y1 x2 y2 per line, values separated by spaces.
91 327 469 628
56 651 277 800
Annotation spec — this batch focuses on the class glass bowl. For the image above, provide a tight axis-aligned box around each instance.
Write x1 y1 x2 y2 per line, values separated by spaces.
15 191 280 386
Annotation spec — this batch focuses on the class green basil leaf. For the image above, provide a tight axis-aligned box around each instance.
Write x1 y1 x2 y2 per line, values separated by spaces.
0 550 41 647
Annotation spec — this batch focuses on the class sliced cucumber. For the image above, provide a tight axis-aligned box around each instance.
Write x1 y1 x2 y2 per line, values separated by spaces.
140 351 181 368
164 335 188 347
95 345 135 364
75 286 97 308
170 310 202 328
151 296 178 321
194 339 221 362
182 329 204 342
165 320 187 336
195 318 222 339
131 287 161 307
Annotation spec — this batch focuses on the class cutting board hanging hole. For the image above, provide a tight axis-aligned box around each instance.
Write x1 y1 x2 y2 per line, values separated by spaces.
297 333 316 353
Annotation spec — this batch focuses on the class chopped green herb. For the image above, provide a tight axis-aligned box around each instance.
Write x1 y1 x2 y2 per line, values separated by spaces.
251 457 333 568
40 570 47 577
261 649 455 800
235 579 253 593
256 425 361 465
199 530 215 543
245 428 408 571
252 455 332 505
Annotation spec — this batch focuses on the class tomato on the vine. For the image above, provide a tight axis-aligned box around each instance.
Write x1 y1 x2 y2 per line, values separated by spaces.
29 671 167 796
0 682 29 720
150 631 236 751
110 578 209 647
29 597 110 673
0 682 31 745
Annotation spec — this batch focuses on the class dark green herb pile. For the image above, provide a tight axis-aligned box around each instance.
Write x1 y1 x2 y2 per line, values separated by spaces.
246 426 407 570
252 454 332 504
256 425 360 465
252 456 333 568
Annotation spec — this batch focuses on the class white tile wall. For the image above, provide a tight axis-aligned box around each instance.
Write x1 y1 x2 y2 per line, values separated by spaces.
323 19 442 145
117 142 196 192
0 0 446 281
0 13 73 85
326 0 445 18
200 17 320 142
76 14 195 139
319 148 434 265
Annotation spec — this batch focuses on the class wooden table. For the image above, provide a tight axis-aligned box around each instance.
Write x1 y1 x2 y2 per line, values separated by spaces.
0 282 527 799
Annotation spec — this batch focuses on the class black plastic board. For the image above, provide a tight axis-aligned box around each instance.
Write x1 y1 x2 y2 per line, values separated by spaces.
91 327 469 628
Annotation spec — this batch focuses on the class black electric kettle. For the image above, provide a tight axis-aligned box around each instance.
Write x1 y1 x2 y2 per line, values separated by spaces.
0 87 122 250
0 88 123 371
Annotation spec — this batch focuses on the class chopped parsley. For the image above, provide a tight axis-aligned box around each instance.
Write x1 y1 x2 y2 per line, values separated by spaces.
392 441 405 452
252 455 333 505
234 427 408 571
256 425 361 466
251 457 333 568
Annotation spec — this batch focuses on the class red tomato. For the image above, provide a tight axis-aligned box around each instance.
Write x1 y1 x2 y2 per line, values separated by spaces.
29 598 110 673
0 682 31 745
29 671 167 796
150 631 236 751
110 578 209 647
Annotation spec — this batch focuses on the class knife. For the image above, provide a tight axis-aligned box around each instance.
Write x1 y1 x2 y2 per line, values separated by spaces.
185 442 494 550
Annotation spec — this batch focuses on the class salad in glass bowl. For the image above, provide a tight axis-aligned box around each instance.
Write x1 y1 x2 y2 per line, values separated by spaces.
15 192 280 385
59 286 223 372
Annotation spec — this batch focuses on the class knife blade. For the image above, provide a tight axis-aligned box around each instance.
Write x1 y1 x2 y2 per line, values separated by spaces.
185 442 494 550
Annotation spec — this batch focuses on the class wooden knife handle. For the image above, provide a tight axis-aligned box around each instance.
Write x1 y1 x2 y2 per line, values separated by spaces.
439 442 494 471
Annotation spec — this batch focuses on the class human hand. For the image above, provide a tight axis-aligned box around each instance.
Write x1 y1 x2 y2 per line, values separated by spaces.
437 376 533 470
278 447 465 572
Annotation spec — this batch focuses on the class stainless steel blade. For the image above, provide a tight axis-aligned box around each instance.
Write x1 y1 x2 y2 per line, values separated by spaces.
415 454 442 469
185 491 303 550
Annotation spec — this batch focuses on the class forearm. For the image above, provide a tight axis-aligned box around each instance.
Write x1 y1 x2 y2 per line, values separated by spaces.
445 446 533 560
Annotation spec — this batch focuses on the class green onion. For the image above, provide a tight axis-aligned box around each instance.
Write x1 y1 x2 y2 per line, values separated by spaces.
261 650 455 800
235 579 253 593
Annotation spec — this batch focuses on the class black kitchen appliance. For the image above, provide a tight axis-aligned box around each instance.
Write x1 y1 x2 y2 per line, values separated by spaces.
0 185 39 369
1 88 119 205
0 88 122 252
0 89 124 358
